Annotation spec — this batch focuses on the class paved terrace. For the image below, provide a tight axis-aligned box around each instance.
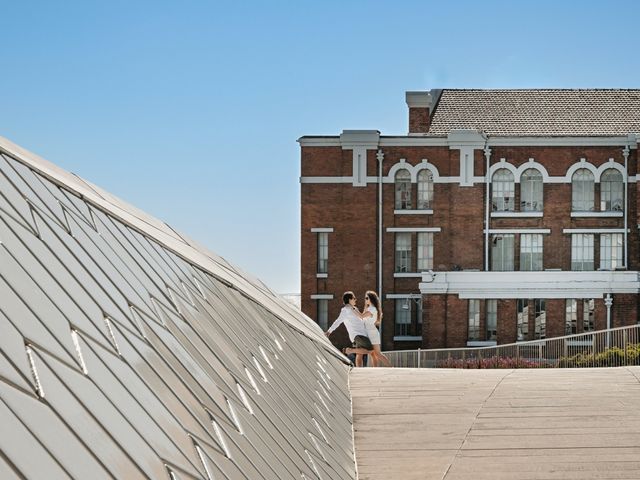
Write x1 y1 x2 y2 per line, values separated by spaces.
351 367 640 480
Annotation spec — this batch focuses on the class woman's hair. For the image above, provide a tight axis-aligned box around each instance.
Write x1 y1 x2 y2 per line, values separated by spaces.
366 290 383 323
342 291 355 304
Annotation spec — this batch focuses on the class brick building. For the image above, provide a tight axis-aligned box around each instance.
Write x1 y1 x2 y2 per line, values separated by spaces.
300 89 640 351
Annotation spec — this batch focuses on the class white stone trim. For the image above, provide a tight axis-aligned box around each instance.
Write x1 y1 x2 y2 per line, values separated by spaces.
393 335 423 341
563 228 627 234
405 91 433 108
310 294 334 300
565 158 598 182
515 158 551 183
386 293 422 299
310 228 334 233
316 273 328 279
393 273 423 278
488 158 518 182
387 227 442 233
485 228 550 234
491 212 543 218
570 211 623 218
297 137 341 147
419 270 640 298
394 209 434 215
467 340 498 347
379 137 448 147
300 177 354 184
487 136 635 147
339 130 380 149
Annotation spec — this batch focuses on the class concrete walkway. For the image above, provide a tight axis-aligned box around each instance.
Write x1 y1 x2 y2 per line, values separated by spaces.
350 367 640 479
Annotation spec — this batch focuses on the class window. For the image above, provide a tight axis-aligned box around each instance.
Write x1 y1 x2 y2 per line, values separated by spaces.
491 234 514 271
394 299 422 337
516 299 529 341
600 233 623 270
520 234 543 271
534 299 546 340
492 169 515 211
467 300 480 341
571 234 594 271
565 299 577 335
571 169 595 211
417 169 434 209
583 299 595 332
520 169 543 212
486 300 497 341
395 233 412 272
395 169 412 209
317 300 328 331
600 169 623 211
416 232 433 271
317 233 328 273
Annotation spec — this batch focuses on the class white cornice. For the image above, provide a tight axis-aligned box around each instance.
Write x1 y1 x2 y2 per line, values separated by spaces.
419 270 640 298
405 91 433 108
297 137 341 147
387 227 442 233
485 228 551 234
563 228 627 234
339 130 380 149
488 136 637 147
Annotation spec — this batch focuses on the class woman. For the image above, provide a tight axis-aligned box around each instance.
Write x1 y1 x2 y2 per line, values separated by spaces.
356 290 392 367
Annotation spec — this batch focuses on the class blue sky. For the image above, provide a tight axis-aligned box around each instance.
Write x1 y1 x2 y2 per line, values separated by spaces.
0 0 637 293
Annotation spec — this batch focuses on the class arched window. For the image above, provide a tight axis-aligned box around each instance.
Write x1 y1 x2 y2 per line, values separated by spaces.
600 169 623 211
491 169 514 211
520 169 543 212
395 169 412 209
572 169 594 211
416 169 433 209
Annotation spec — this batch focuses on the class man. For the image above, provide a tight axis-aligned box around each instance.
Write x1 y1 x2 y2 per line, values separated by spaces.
325 291 373 366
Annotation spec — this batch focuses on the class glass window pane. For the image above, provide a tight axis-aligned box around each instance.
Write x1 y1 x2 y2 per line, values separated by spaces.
491 234 514 271
571 234 594 271
520 169 543 212
534 299 546 340
516 299 529 341
317 300 328 331
600 169 623 212
520 234 543 271
395 300 411 336
395 233 412 272
583 299 595 332
491 169 515 212
486 300 497 341
417 170 433 209
565 299 577 335
317 232 328 273
395 169 412 210
416 233 433 271
571 169 595 211
467 299 480 341
600 233 623 270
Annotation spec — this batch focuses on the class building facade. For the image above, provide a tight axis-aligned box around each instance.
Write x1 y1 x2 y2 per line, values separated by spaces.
300 89 640 351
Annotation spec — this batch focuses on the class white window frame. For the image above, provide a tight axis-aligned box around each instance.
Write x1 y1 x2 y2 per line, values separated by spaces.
491 234 514 271
571 234 594 271
317 232 328 274
416 232 433 271
317 299 329 331
520 168 543 212
395 233 412 273
520 233 543 271
571 168 595 212
599 233 623 270
491 169 515 212
468 299 480 341
600 169 623 212
417 169 434 210
395 169 412 210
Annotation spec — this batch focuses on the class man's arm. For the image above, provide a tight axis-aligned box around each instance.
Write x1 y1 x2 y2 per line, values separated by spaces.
325 309 346 336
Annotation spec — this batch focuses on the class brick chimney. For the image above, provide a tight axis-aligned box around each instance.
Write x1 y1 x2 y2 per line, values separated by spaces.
405 90 438 134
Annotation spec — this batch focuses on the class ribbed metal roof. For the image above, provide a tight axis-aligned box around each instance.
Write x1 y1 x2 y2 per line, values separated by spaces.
428 89 640 136
0 137 355 479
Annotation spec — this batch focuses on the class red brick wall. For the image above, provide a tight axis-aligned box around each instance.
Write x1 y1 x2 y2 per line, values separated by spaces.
301 142 639 349
408 107 430 134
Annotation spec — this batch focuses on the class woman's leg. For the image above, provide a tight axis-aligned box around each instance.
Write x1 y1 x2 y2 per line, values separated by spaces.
373 345 392 367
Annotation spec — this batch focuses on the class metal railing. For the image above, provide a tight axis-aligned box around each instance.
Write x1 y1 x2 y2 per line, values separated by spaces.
384 324 640 368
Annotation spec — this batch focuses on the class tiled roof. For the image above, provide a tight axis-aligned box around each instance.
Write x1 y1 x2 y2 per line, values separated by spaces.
428 89 640 136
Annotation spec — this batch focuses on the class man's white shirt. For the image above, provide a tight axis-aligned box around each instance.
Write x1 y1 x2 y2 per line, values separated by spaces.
327 305 368 342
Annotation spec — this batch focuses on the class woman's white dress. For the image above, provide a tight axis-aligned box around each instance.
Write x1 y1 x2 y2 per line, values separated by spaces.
363 306 380 345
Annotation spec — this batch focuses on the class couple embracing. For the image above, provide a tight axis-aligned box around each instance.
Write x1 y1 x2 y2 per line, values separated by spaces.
325 290 392 367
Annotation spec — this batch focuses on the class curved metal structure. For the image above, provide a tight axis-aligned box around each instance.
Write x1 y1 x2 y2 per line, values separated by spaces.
0 137 355 480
